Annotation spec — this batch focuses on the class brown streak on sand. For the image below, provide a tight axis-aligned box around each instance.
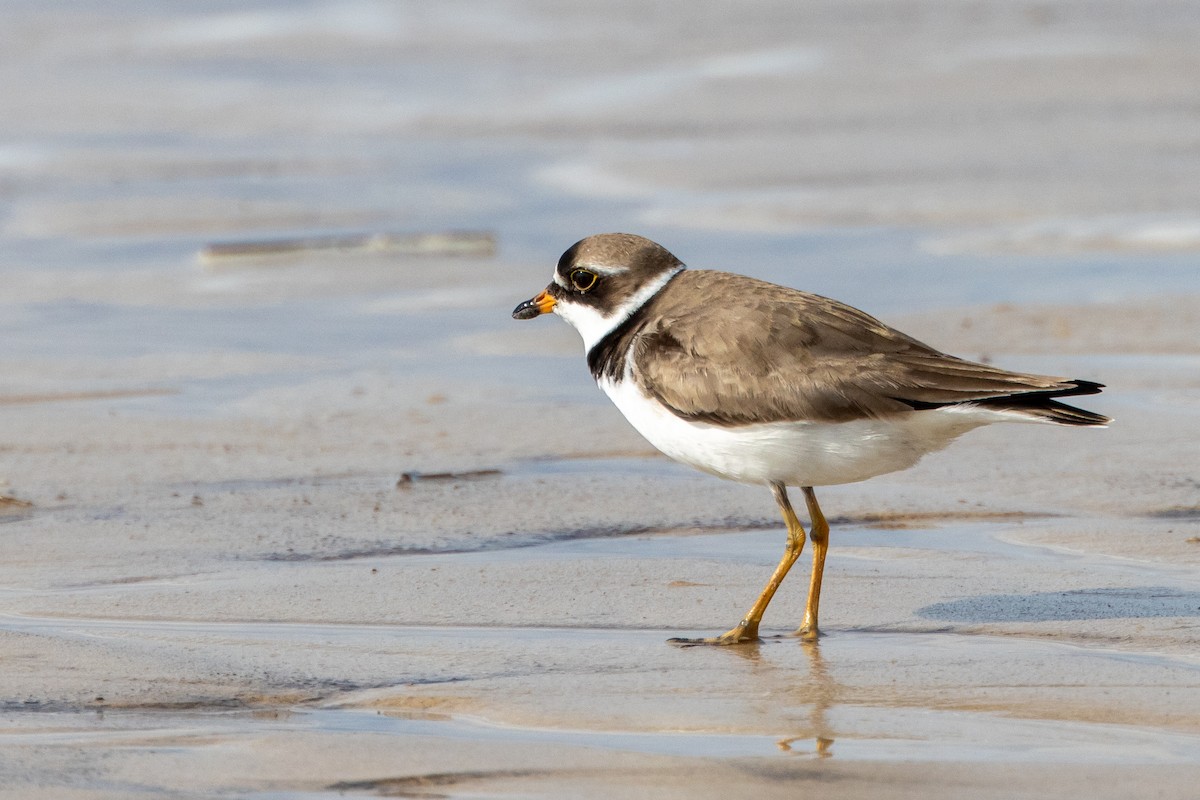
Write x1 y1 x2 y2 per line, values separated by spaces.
0 495 34 511
0 388 179 405
833 510 1046 530
348 694 484 716
396 469 502 487
199 229 496 267
87 691 324 711
69 574 178 588
328 769 556 794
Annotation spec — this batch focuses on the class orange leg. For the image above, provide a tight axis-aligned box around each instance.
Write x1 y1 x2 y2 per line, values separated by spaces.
795 486 829 640
670 482 806 645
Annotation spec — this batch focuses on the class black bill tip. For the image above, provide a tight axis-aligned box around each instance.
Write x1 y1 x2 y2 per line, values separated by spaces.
513 289 555 319
512 298 541 320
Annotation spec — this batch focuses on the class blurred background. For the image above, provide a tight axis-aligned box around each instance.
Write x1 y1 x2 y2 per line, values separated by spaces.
3 8 1200 790
2 0 1199 412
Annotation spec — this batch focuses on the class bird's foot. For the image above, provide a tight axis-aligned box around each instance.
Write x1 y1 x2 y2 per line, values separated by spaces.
791 624 821 641
668 620 759 647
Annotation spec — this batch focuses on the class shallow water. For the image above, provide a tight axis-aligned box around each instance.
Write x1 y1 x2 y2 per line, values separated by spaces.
4 3 1200 798
4 4 1200 422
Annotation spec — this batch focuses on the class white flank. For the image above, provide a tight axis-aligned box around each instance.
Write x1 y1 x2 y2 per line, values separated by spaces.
554 265 684 352
600 371 1022 487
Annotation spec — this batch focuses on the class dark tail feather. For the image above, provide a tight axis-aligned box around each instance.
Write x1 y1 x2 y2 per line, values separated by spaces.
899 379 1111 426
972 380 1110 426
997 398 1111 426
1055 379 1104 397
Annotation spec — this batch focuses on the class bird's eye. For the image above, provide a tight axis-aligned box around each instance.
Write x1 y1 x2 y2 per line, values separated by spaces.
570 269 598 292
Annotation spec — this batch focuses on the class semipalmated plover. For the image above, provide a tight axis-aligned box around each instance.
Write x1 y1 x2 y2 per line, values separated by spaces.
513 233 1108 645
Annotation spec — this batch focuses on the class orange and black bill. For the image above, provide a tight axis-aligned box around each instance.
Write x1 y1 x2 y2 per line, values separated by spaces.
512 288 557 320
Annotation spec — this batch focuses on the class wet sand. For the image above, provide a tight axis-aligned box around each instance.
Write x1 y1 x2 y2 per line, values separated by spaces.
3 2 1200 798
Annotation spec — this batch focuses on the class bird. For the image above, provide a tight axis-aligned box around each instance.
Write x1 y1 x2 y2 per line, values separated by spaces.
512 233 1109 645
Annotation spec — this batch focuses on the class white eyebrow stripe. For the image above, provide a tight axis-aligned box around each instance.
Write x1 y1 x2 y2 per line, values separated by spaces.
576 261 627 276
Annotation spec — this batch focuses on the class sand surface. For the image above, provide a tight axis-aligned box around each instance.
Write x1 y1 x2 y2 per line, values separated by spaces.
2 2 1200 798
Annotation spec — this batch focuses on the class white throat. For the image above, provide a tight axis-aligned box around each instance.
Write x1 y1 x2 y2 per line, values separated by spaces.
554 266 683 353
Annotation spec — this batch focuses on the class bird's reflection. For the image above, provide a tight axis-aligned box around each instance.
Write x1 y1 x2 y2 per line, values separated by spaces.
695 633 839 756
775 640 835 757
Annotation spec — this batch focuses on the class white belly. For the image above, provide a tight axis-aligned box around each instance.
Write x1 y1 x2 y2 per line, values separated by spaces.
599 376 1001 487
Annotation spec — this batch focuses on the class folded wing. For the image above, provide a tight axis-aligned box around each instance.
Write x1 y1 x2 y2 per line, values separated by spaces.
633 272 1109 427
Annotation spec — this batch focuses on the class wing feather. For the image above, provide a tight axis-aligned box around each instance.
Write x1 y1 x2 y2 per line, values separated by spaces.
631 271 1099 425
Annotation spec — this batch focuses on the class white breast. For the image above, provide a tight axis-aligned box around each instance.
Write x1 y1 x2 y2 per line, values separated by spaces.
599 372 1004 487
